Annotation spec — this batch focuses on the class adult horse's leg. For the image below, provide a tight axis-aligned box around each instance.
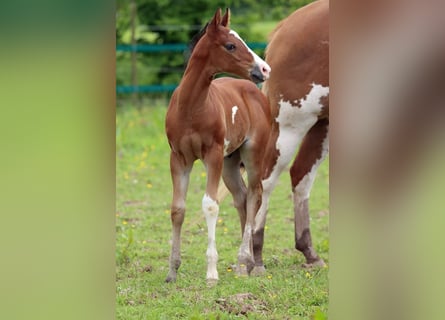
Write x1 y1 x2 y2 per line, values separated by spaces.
166 152 192 283
222 151 247 234
252 126 300 275
290 119 328 267
202 147 224 284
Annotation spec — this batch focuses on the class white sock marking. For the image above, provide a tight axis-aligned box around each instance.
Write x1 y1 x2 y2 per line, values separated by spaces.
202 194 219 280
239 223 253 257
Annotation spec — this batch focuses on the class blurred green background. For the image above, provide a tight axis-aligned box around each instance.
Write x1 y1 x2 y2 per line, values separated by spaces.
115 0 312 103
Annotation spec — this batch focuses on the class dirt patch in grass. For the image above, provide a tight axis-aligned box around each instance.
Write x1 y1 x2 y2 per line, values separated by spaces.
216 292 268 316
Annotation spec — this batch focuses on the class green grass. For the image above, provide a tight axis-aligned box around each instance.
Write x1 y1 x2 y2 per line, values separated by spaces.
116 103 329 319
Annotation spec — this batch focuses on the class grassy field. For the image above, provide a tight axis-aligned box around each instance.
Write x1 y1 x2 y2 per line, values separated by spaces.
116 102 329 319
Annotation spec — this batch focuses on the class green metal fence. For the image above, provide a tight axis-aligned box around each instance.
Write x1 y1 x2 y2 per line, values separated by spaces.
116 43 267 94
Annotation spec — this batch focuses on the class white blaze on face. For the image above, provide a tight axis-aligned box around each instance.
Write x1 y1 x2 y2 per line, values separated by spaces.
231 106 238 124
229 30 271 75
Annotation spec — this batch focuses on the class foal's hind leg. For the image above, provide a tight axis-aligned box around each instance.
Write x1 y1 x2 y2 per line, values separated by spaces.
222 151 247 235
236 144 264 276
290 119 328 268
166 152 193 283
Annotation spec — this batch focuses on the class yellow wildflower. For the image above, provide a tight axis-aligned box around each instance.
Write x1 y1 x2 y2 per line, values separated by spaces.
139 161 147 169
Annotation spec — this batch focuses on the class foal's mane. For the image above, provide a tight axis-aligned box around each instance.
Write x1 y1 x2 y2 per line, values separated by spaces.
184 22 209 66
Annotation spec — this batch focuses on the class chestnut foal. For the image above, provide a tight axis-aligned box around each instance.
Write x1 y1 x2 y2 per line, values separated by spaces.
165 8 271 284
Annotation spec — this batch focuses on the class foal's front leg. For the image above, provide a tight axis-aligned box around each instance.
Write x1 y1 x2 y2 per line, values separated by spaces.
202 147 223 284
166 152 192 283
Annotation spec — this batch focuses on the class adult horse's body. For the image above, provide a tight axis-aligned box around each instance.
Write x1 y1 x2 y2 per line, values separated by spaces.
253 0 329 273
165 8 271 283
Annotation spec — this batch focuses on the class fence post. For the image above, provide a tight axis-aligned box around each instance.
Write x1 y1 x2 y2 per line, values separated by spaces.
130 0 138 105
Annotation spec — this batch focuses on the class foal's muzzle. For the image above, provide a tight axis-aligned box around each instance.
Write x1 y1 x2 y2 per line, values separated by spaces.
250 63 271 84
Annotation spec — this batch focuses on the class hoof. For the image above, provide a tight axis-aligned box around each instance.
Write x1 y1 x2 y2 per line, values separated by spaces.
206 278 218 287
236 264 249 277
250 265 267 276
302 258 326 269
165 272 177 283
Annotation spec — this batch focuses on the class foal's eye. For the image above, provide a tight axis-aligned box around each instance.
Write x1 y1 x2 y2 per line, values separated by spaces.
224 43 236 52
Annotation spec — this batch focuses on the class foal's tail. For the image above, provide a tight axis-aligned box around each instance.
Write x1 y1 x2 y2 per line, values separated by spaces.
217 166 246 202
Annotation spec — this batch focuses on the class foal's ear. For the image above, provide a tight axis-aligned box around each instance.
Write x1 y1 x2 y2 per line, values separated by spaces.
221 8 230 27
207 8 222 38
210 8 222 28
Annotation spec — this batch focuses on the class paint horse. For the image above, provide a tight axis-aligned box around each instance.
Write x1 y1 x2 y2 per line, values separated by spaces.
165 8 272 283
252 0 329 274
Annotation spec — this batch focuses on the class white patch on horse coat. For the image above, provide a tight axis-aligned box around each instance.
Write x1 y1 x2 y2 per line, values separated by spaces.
223 139 230 157
294 132 329 199
239 223 253 256
229 30 271 73
231 106 238 124
255 83 329 232
293 133 329 239
202 193 219 280
276 83 329 168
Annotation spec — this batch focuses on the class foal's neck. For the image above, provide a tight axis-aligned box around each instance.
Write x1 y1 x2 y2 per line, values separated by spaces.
177 47 216 112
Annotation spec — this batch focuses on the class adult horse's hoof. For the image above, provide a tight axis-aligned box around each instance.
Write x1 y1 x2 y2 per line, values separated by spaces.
302 258 326 269
235 264 249 277
250 265 267 276
165 273 177 283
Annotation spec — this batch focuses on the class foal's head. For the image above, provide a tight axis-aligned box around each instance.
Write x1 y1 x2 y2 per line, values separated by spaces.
193 8 271 84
